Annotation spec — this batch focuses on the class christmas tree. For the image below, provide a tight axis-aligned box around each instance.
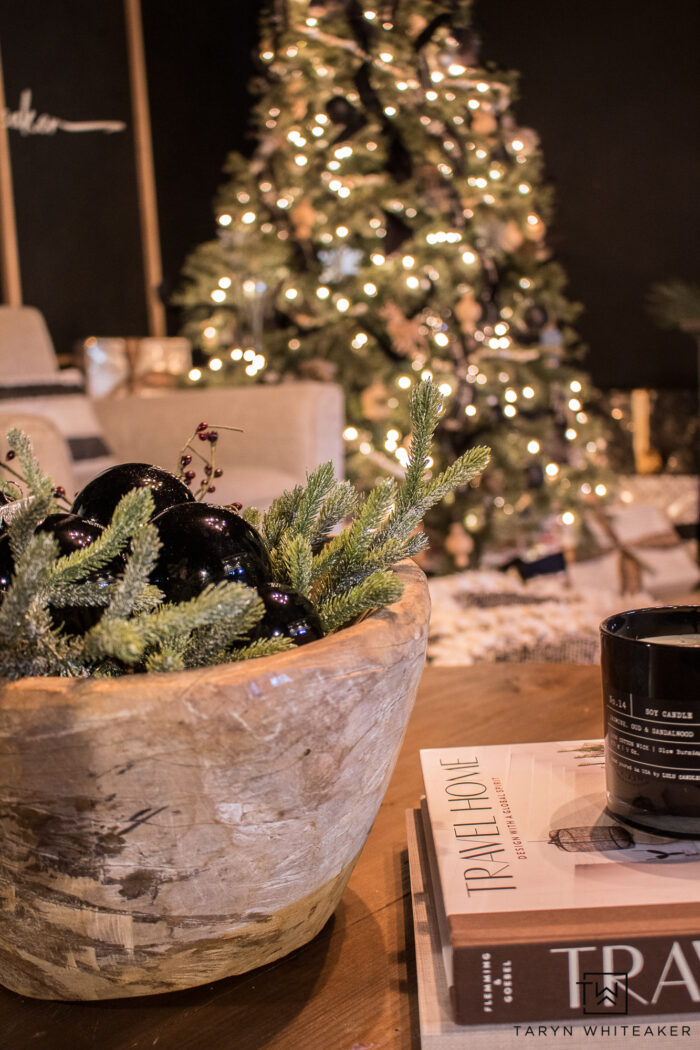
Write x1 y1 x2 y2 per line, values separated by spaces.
178 0 612 568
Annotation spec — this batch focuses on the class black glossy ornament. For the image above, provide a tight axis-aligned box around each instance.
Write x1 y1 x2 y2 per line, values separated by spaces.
72 463 194 527
253 583 323 647
150 503 272 603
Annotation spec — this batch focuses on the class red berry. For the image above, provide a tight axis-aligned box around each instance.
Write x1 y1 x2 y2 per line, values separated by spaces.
207 431 219 443
197 432 208 441
204 465 212 476
231 501 243 511
180 454 192 466
184 470 196 481
196 422 208 432
5 451 15 460
208 485 216 493
214 468 223 478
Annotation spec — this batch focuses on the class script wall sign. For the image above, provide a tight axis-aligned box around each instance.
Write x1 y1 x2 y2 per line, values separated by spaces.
0 0 155 353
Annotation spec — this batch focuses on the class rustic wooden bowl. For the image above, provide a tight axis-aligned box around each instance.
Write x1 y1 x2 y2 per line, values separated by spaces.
0 561 429 1000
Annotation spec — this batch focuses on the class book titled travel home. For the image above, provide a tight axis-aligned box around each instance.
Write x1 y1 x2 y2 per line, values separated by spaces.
419 740 700 1026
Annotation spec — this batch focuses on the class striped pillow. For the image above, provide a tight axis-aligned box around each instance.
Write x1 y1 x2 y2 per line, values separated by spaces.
0 370 116 489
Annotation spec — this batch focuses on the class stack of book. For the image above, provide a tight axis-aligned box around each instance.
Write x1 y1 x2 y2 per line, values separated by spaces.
408 739 700 1048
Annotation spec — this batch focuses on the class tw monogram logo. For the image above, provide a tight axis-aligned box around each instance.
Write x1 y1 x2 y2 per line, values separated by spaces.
578 972 629 1015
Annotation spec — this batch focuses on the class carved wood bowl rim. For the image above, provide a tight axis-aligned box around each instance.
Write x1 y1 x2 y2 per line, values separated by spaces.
0 559 430 711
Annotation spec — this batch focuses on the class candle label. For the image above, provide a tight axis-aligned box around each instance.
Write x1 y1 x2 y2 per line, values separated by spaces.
606 692 700 786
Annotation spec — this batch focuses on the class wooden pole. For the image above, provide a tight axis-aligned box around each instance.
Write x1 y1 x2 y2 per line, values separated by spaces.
123 0 166 337
0 38 22 306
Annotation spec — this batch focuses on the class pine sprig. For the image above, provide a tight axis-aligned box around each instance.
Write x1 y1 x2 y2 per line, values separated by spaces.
102 522 162 621
318 572 405 633
230 636 294 662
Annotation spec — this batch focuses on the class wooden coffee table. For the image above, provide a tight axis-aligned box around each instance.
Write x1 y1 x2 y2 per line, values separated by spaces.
2 663 601 1050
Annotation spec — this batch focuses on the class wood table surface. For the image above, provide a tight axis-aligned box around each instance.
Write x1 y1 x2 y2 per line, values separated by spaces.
2 662 602 1050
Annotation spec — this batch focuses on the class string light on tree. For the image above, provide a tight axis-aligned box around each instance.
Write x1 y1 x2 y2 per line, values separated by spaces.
180 0 613 566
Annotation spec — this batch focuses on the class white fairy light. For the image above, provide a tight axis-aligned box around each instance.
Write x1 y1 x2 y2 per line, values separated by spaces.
545 463 560 477
406 276 419 289
503 405 517 418
294 154 308 167
210 289 226 303
434 332 449 347
462 250 476 264
203 326 216 338
518 183 531 194
316 286 330 299
230 348 243 361
343 426 358 440
570 379 582 392
465 404 477 416
285 288 298 300
595 484 607 496
523 386 535 399
527 440 540 454
209 357 222 372
336 225 349 238
218 213 232 226
568 398 582 411
371 253 385 265
243 349 255 361
241 211 256 224
561 511 575 525
402 255 415 269
504 389 517 402
398 375 412 389
566 428 577 440
188 368 202 382
352 333 368 349
363 282 378 296
336 297 350 312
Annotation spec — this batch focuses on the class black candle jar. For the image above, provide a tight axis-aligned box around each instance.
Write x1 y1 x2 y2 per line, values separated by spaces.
600 606 700 837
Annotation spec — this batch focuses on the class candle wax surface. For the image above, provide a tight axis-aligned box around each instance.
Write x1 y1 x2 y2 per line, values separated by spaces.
637 634 700 647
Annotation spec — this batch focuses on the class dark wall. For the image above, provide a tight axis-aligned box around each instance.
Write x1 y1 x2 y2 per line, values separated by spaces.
141 0 259 334
473 0 700 389
0 0 147 355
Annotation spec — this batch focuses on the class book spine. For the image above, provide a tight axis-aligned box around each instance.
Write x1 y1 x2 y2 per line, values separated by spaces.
452 935 700 1025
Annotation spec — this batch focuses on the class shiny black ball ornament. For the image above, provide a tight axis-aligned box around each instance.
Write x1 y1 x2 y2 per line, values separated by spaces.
72 463 195 527
253 583 324 647
150 503 272 603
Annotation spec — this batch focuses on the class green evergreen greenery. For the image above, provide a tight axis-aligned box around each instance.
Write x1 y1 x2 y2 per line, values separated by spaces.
0 382 488 681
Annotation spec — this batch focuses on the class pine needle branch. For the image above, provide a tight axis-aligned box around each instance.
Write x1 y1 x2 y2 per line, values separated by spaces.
229 637 294 662
48 488 155 586
318 571 405 633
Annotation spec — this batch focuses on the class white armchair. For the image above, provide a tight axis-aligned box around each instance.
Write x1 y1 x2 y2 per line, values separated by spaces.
0 306 344 509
